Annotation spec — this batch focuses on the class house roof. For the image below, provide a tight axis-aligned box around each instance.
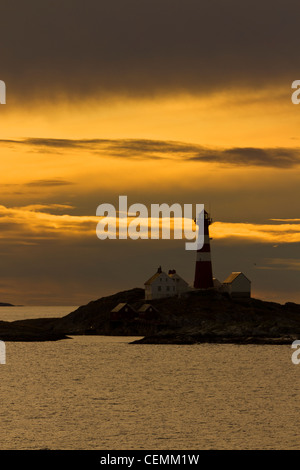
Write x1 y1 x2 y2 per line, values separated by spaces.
111 303 135 313
168 272 188 284
223 272 251 284
145 269 189 286
138 304 159 313
144 272 163 285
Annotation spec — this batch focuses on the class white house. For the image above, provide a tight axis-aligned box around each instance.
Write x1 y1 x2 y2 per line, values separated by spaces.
222 272 251 298
144 267 176 300
144 266 191 300
168 270 190 296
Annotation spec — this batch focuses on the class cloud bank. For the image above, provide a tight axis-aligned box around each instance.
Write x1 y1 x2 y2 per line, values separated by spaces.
1 0 299 101
1 138 300 168
0 204 299 245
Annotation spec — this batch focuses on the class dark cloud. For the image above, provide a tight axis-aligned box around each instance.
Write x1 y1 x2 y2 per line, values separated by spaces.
0 0 299 101
1 137 299 168
188 146 300 168
26 179 74 187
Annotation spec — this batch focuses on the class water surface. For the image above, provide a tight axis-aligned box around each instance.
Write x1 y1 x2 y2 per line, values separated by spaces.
0 336 298 450
0 306 77 322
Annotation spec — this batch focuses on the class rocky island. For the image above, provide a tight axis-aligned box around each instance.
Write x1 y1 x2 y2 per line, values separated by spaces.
0 288 300 343
54 288 300 345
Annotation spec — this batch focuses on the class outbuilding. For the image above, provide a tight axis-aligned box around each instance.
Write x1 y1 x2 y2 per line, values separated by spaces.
110 303 137 321
138 304 159 320
222 272 251 298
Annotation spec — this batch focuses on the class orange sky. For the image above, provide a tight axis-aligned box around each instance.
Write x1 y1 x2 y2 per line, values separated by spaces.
1 0 300 305
1 88 298 146
1 88 300 305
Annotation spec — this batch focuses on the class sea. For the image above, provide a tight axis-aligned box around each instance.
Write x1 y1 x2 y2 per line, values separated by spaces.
0 306 299 450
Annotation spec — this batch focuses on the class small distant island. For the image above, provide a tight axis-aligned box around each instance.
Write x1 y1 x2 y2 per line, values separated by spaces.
0 302 14 307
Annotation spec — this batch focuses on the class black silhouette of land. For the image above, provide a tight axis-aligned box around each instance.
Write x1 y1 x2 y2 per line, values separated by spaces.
1 288 300 343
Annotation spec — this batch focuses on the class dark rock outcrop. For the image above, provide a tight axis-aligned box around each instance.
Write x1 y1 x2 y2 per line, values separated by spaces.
0 318 69 341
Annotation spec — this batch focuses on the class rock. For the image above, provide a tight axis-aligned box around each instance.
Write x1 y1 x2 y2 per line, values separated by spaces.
0 318 70 341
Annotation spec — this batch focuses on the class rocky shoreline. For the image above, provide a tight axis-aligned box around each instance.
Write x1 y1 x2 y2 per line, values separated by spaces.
130 333 298 345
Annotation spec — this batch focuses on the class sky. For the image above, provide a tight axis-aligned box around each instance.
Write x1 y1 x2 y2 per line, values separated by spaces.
0 0 299 305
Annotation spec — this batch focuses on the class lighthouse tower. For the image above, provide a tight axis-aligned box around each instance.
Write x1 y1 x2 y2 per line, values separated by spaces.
193 210 214 289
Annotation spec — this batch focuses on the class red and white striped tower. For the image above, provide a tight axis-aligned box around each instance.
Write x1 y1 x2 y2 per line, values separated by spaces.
193 210 214 289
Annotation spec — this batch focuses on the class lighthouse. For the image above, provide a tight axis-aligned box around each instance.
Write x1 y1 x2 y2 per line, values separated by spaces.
193 210 214 289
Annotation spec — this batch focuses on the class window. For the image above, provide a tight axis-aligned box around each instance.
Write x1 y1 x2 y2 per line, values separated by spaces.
158 286 161 291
